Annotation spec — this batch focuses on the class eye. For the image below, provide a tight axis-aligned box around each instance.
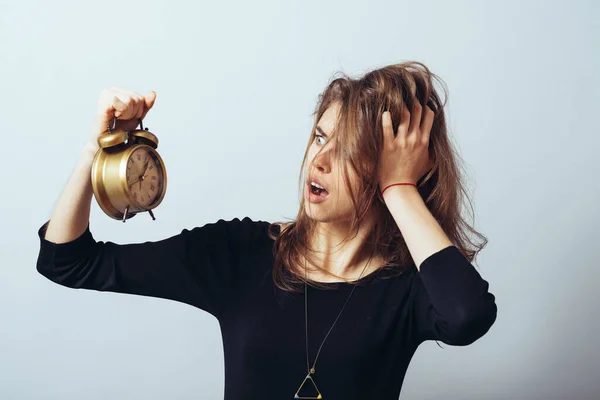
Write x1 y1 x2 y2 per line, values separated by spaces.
314 133 326 145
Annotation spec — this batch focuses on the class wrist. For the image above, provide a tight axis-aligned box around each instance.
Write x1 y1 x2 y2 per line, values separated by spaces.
381 183 419 202
81 142 99 157
79 143 99 165
380 182 417 194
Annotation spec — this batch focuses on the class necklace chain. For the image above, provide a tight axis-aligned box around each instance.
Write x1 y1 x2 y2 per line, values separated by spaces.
304 256 373 375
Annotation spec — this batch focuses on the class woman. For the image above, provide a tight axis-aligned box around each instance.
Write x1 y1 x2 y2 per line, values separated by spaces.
36 61 497 399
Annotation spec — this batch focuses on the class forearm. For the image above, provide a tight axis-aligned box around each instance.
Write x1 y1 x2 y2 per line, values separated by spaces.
382 185 453 269
44 144 98 244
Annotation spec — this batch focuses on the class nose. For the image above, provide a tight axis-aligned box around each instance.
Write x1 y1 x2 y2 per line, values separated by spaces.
311 148 331 174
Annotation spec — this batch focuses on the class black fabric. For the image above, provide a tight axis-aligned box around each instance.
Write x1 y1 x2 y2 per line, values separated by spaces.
36 217 497 400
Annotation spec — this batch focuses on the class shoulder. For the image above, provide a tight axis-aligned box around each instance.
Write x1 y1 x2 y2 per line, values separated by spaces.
201 216 271 234
194 217 286 244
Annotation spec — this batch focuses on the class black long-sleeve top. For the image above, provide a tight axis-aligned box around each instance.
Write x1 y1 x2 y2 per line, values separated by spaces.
36 217 497 400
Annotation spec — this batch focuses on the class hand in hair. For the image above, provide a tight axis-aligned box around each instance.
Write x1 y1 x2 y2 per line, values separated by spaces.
378 101 435 189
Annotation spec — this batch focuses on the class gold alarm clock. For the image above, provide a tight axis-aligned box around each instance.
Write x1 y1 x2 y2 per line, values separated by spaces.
91 117 167 222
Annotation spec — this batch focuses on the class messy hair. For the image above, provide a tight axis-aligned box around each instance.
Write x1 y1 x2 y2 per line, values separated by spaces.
268 61 488 293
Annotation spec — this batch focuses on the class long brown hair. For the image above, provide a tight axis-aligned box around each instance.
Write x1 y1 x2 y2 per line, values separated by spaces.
268 61 488 293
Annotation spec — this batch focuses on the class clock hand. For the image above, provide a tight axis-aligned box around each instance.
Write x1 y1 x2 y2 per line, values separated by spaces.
141 157 150 175
128 174 148 188
132 157 150 191
138 173 149 189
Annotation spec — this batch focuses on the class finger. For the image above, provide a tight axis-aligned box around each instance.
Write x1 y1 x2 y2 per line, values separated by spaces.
128 96 140 120
125 94 144 120
381 111 394 147
112 96 129 118
124 92 142 120
109 88 140 118
140 91 157 120
144 91 157 109
133 95 145 120
119 95 138 120
420 105 434 144
396 105 411 141
408 100 422 138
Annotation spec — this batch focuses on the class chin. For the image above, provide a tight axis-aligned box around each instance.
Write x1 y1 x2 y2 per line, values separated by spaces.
304 202 331 221
303 202 351 224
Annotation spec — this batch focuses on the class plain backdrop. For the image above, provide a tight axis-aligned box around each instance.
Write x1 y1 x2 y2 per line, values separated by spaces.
1 0 598 399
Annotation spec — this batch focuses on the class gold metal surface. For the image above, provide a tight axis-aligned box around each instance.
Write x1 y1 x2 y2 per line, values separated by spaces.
91 143 167 221
97 130 129 149
131 129 159 148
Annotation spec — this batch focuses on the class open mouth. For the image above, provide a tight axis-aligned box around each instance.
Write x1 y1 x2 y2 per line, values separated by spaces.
309 181 329 197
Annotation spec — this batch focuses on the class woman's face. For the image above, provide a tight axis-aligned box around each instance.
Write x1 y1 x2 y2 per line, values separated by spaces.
304 103 359 223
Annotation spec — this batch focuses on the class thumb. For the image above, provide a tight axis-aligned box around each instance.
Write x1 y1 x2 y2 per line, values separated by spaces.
140 91 157 120
144 91 157 109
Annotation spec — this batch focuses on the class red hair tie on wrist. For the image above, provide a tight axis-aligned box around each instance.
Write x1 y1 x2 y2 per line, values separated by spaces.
381 183 417 195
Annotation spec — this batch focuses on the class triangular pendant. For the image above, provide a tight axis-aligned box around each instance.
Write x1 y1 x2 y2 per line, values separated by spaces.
294 374 323 399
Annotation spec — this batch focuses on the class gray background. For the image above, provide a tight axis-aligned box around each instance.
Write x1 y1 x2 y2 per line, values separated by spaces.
1 0 598 399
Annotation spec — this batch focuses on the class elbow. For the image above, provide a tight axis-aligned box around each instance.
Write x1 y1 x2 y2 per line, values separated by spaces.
36 257 70 287
36 220 101 289
36 251 59 282
438 294 498 346
36 253 94 289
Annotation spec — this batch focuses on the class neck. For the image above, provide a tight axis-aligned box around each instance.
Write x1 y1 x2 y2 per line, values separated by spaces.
306 215 381 282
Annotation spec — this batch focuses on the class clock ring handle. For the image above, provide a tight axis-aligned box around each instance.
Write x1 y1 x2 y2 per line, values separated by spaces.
107 116 144 133
129 118 159 149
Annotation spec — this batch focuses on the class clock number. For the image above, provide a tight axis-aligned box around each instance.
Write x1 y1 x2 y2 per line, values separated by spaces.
150 184 155 191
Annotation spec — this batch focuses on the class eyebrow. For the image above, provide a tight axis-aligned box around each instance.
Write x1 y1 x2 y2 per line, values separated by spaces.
316 126 328 137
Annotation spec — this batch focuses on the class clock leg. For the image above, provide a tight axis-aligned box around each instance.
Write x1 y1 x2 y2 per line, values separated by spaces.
148 209 156 220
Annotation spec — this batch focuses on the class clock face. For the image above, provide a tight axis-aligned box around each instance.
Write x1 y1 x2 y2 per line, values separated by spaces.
125 147 165 208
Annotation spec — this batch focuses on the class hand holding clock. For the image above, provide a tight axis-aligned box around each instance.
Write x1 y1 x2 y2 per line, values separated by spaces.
84 88 157 155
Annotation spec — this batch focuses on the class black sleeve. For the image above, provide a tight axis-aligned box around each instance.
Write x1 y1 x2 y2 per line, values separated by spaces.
35 217 265 318
411 245 498 346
